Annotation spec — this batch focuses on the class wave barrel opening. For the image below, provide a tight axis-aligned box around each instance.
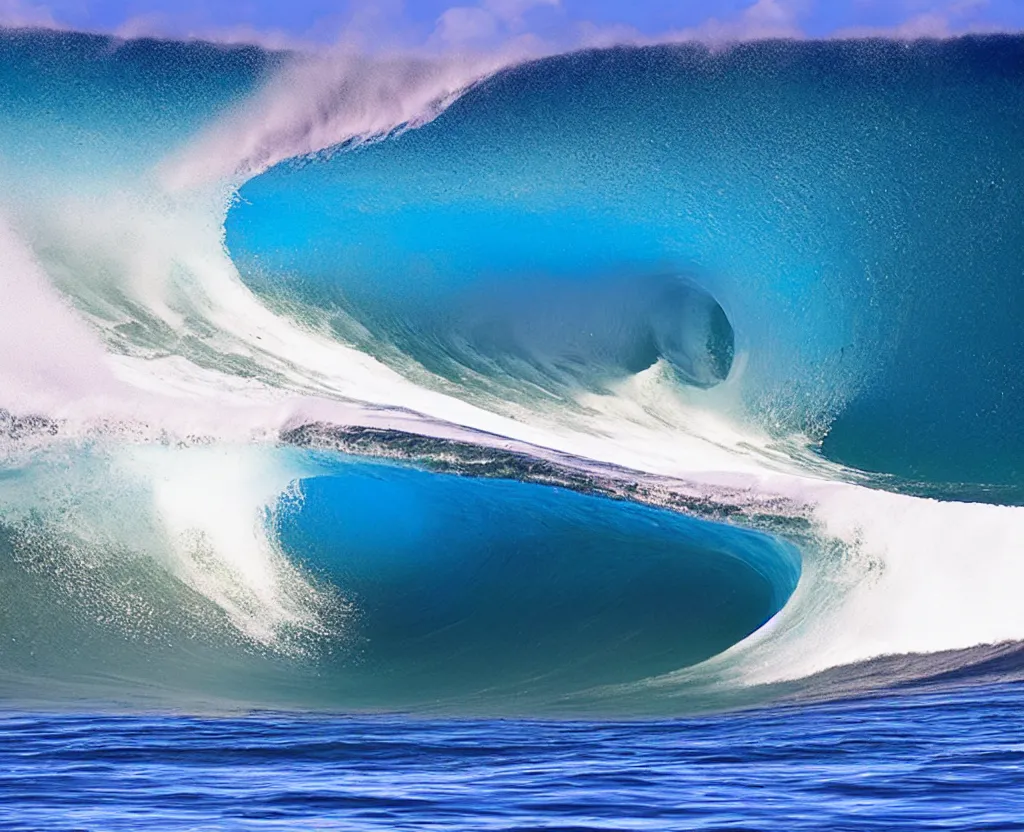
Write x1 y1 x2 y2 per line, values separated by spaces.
273 461 800 710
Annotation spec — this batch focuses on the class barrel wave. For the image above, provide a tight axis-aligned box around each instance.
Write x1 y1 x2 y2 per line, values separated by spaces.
0 29 1023 715
275 461 797 709
0 446 798 712
227 39 1024 490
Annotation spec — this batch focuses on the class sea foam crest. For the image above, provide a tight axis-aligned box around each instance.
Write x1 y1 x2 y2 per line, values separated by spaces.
161 49 529 190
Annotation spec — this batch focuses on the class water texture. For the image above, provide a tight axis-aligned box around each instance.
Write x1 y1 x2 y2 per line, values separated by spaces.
2 683 1023 830
0 29 1021 723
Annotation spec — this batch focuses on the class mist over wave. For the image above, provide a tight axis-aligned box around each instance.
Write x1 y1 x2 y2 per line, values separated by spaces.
0 28 1022 714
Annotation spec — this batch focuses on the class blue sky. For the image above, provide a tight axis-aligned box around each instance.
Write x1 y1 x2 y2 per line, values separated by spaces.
2 0 1023 45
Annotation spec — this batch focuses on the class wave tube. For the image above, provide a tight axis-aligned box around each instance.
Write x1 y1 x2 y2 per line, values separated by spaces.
227 38 1024 491
0 446 799 713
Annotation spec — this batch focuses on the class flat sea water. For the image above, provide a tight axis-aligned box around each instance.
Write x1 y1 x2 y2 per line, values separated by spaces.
2 683 1022 831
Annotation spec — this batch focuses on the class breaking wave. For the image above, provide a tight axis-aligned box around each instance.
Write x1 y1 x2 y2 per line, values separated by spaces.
0 29 1023 714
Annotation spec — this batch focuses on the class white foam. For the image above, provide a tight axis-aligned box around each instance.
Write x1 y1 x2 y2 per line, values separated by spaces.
0 212 118 414
742 482 1024 682
0 441 334 649
161 48 534 191
129 444 331 647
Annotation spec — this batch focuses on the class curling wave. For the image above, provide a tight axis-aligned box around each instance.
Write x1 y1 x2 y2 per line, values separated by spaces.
0 29 1022 714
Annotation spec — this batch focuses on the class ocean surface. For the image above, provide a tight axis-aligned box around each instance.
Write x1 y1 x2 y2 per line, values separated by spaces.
1 26 1024 828
3 684 1024 830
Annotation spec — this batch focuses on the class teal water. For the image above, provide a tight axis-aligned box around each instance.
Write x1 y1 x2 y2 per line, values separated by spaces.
228 39 1024 491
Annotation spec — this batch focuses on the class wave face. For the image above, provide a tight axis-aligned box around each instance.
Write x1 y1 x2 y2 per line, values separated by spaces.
228 39 1024 489
1 29 1024 714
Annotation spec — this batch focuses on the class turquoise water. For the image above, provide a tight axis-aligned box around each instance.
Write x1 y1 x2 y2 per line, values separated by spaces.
0 449 799 714
274 460 799 709
229 39 1024 490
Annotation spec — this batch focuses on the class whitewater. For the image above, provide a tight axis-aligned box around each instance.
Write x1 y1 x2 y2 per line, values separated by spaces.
1 29 1023 715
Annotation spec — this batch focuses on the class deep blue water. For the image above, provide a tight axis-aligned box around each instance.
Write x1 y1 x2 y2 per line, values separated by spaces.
0 454 801 715
3 683 1023 830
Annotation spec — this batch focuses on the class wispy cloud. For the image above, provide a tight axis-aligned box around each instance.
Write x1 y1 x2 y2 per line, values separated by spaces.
113 14 313 51
834 0 1001 38
431 0 559 46
0 0 58 29
664 0 809 45
2 0 1021 50
434 7 500 45
570 0 808 50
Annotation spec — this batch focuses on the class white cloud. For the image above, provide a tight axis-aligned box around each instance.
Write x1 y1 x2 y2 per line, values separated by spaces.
434 6 500 45
431 0 560 46
113 14 310 50
0 0 58 29
663 0 809 45
484 0 560 26
834 0 1003 39
4 0 1020 53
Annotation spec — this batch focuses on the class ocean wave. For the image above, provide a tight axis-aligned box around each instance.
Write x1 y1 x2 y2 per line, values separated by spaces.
0 28 1022 714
